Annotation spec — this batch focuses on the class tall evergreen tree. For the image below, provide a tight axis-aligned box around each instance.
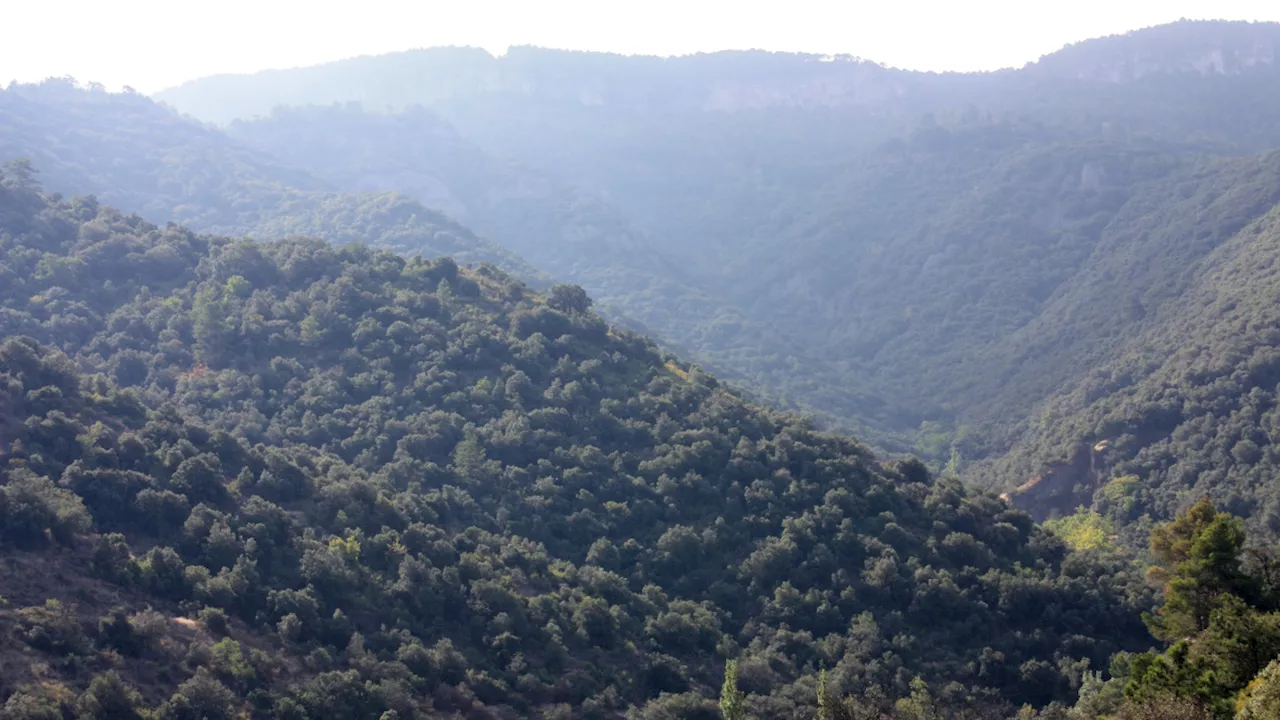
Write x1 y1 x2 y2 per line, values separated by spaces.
720 660 746 720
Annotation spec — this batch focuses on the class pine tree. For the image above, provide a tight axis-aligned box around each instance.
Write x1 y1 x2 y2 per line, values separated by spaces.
720 659 747 720
817 669 831 720
1146 497 1255 640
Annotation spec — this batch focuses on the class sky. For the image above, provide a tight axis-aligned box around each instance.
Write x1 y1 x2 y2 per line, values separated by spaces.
5 0 1280 93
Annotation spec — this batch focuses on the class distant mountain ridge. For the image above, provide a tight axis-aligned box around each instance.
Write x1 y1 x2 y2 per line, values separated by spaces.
156 46 924 124
157 21 1280 125
1030 19 1280 82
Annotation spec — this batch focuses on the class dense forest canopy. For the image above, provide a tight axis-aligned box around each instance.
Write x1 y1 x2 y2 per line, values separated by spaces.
223 102 904 443
155 21 1280 504
0 169 1154 718
985 153 1280 534
9 16 1280 719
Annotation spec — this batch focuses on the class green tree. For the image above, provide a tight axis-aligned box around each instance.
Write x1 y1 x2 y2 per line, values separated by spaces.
2 684 70 720
0 469 92 548
191 284 231 362
2 158 41 190
817 670 833 720
895 677 942 720
547 284 592 313
74 671 148 720
720 659 747 720
157 668 238 720
1146 498 1254 641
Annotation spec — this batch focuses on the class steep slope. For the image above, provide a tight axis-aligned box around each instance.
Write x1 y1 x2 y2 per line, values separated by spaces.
225 103 907 444
0 173 1153 717
226 105 1237 462
984 152 1280 541
148 23 1280 451
145 20 1280 553
983 150 1280 426
0 80 541 278
725 124 1189 423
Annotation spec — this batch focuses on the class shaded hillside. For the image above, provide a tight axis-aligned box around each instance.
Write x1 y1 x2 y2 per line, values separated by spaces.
984 152 1280 542
982 150 1280 427
149 22 1280 456
0 171 1154 717
0 80 541 278
226 104 662 276
724 124 1188 425
226 103 908 445
754 127 1280 454
1 82 904 446
145 20 1280 554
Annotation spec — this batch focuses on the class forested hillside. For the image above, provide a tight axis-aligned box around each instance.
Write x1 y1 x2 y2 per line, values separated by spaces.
213 86 1280 462
14 15 1280 719
0 80 541 278
983 151 1280 539
0 170 1155 717
2 80 904 443
152 21 1280 507
221 103 1210 449
225 103 904 442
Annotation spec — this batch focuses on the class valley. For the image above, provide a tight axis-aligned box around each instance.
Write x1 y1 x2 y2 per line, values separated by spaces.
4 17 1280 719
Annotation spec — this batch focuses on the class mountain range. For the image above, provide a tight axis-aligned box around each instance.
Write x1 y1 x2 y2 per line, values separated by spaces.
5 18 1280 718
152 19 1280 530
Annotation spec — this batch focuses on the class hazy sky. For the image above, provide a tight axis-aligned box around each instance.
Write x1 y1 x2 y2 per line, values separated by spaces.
6 0 1280 93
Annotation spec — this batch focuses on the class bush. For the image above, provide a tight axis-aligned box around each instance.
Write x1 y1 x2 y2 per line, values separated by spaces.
0 469 91 548
199 607 229 636
1 683 73 720
157 668 238 720
74 671 148 720
17 599 89 657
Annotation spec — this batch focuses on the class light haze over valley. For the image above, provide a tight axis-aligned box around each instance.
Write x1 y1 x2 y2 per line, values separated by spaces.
5 3 1280 719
